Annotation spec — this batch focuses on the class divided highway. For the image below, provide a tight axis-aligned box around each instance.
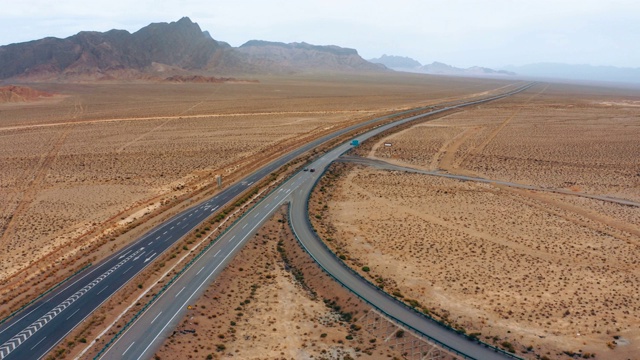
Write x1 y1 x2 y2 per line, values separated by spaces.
0 100 442 360
99 83 533 360
0 83 533 360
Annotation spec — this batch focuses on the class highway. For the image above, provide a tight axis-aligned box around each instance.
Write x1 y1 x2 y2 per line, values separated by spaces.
99 83 533 360
0 96 453 360
0 83 533 360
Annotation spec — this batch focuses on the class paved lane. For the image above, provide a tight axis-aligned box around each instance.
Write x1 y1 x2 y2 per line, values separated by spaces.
99 83 533 360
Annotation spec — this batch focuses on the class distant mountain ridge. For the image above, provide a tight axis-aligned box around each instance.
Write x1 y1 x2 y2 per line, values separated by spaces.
368 54 421 69
502 63 640 85
0 17 226 80
237 40 382 73
369 55 514 77
0 17 383 81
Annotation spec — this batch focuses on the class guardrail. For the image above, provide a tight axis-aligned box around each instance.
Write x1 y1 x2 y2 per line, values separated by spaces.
93 83 534 359
290 162 523 360
0 263 92 327
287 85 535 360
93 159 314 359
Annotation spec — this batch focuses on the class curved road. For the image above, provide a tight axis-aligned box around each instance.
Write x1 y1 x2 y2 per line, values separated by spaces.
98 83 534 360
1 86 484 360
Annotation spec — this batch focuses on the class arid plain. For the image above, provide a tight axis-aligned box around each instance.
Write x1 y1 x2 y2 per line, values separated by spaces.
3 75 639 360
0 74 515 315
310 83 640 359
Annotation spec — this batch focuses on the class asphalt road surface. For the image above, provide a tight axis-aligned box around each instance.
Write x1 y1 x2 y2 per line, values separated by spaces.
0 91 453 360
0 83 533 360
100 83 533 360
0 100 438 360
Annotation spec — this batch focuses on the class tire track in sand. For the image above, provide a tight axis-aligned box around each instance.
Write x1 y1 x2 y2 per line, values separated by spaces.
458 83 549 170
0 126 72 244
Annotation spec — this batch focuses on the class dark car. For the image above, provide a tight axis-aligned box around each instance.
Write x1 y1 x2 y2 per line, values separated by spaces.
309 168 315 172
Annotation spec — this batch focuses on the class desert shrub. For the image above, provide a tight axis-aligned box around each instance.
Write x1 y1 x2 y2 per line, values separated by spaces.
501 341 515 353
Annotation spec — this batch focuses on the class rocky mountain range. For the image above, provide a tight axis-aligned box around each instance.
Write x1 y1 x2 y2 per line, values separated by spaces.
369 55 515 77
0 17 384 81
236 41 382 73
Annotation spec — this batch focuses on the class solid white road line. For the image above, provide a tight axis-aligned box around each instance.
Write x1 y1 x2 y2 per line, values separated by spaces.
1 247 145 357
135 226 256 360
65 309 80 320
150 312 163 325
0 302 45 335
29 336 46 351
175 287 186 298
122 341 135 356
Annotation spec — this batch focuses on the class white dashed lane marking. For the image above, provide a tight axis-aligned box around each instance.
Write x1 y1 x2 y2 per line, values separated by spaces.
0 248 145 358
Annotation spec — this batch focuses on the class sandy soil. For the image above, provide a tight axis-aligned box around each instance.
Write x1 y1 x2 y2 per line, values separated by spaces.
368 83 640 201
153 206 428 360
0 74 519 286
314 83 640 359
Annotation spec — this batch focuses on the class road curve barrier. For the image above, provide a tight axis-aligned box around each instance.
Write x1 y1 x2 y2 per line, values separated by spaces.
288 85 536 360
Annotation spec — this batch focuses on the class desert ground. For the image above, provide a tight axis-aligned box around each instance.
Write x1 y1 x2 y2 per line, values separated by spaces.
311 82 640 359
153 207 449 360
0 74 517 287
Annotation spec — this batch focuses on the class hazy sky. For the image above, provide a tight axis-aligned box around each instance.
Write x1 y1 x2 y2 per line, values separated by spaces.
1 0 638 68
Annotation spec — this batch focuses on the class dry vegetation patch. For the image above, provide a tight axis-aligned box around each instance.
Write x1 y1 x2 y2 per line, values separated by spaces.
154 207 407 360
315 83 640 359
0 75 518 299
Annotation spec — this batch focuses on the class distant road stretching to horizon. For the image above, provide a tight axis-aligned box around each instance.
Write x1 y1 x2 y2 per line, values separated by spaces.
0 82 533 360
99 83 533 360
